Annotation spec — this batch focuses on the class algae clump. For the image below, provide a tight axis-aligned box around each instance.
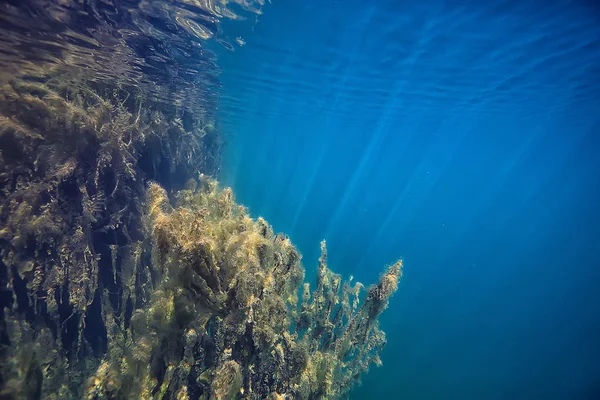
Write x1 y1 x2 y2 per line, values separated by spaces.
82 175 401 400
0 69 402 400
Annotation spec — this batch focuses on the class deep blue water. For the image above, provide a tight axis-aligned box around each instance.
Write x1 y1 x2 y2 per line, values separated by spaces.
215 0 600 398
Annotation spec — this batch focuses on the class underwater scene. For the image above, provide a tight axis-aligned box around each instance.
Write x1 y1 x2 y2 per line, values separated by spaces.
0 0 599 399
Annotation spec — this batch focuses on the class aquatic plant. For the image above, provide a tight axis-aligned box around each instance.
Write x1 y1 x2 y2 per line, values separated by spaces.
0 2 404 399
80 176 402 399
0 69 220 398
0 69 401 400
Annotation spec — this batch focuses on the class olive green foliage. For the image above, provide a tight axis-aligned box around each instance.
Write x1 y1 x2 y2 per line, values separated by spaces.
0 71 401 400
80 176 401 400
0 70 220 399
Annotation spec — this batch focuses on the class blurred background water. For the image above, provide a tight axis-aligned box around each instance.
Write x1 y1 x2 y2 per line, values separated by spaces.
216 0 600 398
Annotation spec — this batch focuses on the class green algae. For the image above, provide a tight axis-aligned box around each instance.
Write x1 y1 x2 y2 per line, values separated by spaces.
79 176 402 399
0 71 402 400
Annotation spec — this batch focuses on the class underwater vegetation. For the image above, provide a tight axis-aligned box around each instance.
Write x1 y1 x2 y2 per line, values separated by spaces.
0 1 404 399
1 156 402 400
127 177 402 399
0 68 218 398
0 13 401 398
0 147 401 398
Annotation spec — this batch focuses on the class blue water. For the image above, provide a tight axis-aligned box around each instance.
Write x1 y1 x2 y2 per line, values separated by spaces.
216 0 600 398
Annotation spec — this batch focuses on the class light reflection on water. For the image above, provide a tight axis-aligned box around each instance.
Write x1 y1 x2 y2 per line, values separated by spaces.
218 0 599 129
0 0 265 115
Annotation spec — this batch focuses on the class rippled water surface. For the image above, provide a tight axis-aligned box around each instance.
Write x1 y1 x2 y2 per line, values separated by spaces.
0 0 263 116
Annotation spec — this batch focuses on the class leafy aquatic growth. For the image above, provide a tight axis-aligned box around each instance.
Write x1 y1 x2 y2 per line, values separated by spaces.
0 70 401 398
0 69 220 398
82 176 401 399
